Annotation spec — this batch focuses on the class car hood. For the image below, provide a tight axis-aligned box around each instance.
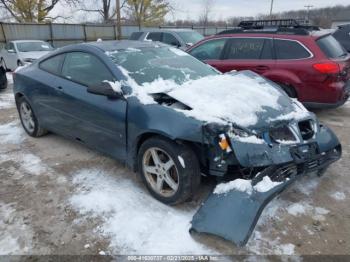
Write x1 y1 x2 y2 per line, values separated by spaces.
126 70 312 130
19 51 51 60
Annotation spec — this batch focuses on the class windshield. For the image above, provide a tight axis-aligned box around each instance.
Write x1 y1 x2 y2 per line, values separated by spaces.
317 35 347 58
16 42 53 52
177 31 204 45
108 46 218 85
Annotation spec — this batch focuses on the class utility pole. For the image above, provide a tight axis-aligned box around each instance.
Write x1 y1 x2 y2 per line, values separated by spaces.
305 5 314 23
269 0 274 18
116 0 122 40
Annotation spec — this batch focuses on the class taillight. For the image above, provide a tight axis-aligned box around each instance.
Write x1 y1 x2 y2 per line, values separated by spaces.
313 62 340 74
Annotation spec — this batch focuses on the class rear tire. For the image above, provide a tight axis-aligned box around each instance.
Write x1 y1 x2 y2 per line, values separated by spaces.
17 96 47 137
138 136 200 205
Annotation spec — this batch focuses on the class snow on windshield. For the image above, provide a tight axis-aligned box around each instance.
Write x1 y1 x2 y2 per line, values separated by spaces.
119 67 283 127
107 48 310 127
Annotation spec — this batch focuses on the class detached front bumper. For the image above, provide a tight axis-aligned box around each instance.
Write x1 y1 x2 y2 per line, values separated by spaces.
191 144 341 247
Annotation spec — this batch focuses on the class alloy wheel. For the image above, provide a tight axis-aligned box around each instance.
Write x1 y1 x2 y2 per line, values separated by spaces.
142 147 179 197
20 101 35 133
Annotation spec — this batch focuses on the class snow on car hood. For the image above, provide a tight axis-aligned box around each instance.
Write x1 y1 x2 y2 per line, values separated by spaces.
19 51 51 60
122 69 311 128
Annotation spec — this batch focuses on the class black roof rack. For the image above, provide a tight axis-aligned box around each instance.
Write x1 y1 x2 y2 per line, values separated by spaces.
218 19 320 36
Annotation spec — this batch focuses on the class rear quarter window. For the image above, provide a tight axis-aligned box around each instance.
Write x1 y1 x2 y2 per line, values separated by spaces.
129 32 144 40
146 32 162 42
275 39 311 59
317 35 347 58
39 54 65 75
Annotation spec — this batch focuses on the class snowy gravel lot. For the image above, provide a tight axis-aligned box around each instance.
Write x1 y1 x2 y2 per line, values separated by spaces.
0 75 349 256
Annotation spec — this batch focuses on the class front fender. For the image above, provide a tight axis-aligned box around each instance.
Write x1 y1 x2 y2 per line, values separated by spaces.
126 96 204 167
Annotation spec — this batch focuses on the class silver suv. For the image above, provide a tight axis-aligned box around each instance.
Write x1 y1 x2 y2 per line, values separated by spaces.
129 29 204 50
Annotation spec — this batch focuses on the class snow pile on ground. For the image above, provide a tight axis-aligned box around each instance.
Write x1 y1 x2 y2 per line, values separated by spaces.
286 203 311 216
70 168 216 255
214 176 282 195
0 202 33 255
20 153 47 175
286 201 330 221
330 191 346 201
0 121 24 144
0 92 15 109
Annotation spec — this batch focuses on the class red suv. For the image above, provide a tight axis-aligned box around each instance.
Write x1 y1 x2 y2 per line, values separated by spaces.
187 22 350 108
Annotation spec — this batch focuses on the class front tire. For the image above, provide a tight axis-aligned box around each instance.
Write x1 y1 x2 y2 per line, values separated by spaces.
17 97 47 137
138 136 200 205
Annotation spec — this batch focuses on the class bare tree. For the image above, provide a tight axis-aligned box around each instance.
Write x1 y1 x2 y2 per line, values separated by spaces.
0 0 80 22
198 0 213 27
80 0 127 23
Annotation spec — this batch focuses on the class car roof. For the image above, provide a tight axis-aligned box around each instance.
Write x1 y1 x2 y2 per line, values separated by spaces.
136 29 196 33
11 40 47 43
85 40 168 52
204 30 331 42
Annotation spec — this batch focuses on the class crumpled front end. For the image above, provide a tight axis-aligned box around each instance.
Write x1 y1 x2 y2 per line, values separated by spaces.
191 117 341 246
203 115 341 178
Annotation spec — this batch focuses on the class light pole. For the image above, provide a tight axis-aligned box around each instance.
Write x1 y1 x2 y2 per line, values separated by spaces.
305 5 314 23
116 0 122 40
269 0 274 18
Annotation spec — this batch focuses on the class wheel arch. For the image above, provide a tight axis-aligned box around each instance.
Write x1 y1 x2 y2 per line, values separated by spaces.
131 131 202 172
264 70 301 98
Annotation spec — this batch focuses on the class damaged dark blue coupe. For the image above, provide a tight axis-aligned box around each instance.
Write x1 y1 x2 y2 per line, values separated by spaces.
13 41 341 246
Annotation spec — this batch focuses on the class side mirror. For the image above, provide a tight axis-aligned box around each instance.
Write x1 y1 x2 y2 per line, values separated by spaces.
87 82 123 99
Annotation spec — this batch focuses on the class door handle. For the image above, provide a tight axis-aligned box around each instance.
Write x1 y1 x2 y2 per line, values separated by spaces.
56 86 63 90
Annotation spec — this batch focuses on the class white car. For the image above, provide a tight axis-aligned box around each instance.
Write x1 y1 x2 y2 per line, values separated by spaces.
0 40 54 71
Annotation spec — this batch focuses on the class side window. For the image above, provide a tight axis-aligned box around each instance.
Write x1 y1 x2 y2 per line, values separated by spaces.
146 32 162 42
275 39 311 59
225 38 265 59
129 32 143 40
40 54 65 75
6 42 15 52
189 39 227 60
162 33 180 46
260 39 273 59
61 52 114 86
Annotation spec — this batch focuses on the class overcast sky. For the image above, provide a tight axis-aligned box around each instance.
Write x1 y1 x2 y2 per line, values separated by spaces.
168 0 350 21
52 0 350 23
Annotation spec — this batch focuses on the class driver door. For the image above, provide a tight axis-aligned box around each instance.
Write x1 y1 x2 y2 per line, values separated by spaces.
57 52 127 160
